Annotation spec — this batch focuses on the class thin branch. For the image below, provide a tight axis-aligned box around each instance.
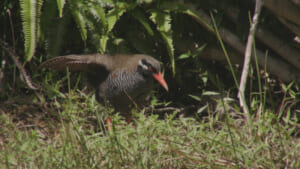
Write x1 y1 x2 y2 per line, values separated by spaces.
238 0 263 120
0 39 38 90
145 106 184 113
144 106 196 114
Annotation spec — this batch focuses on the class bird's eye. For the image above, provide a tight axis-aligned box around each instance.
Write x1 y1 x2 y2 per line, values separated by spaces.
138 59 149 70
138 59 157 74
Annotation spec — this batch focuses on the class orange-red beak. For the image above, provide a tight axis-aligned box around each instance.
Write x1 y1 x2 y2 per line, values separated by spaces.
153 71 168 91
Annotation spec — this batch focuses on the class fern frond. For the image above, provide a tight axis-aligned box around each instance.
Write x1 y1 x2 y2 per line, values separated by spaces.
132 9 154 36
99 5 127 53
72 9 87 43
20 0 37 62
83 3 107 52
85 2 107 29
150 11 175 75
57 0 66 18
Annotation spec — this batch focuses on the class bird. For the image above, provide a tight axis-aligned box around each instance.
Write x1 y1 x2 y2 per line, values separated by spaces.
41 54 168 116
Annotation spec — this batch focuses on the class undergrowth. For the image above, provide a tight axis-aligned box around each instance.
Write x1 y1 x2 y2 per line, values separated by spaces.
0 80 299 168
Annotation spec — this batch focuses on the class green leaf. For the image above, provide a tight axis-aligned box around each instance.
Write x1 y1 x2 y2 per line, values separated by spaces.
182 9 213 31
100 35 109 53
99 4 127 53
132 9 154 36
192 43 207 58
56 0 65 18
159 1 214 31
150 11 172 32
188 94 201 102
177 53 191 60
106 6 126 33
150 11 175 75
197 105 208 114
72 9 87 42
281 81 294 93
202 91 220 96
160 31 175 74
20 0 37 62
84 3 107 52
86 3 107 30
287 81 295 91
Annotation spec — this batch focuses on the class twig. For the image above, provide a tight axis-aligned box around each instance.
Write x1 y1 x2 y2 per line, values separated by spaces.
145 106 183 113
144 105 195 114
0 39 38 90
238 0 262 122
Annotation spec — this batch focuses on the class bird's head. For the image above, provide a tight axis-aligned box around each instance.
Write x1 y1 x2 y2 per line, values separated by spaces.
138 58 168 91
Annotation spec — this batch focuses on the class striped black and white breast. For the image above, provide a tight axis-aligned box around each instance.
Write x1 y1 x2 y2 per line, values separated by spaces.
101 69 153 100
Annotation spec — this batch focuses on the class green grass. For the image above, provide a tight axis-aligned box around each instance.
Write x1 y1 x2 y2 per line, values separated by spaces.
0 82 299 169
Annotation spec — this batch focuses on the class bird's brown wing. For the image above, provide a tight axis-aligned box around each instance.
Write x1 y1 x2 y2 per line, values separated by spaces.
40 54 114 87
40 54 114 71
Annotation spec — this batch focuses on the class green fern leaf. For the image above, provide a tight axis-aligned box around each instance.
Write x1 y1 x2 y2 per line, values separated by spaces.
84 3 107 52
100 4 126 53
56 0 65 18
150 11 175 75
132 9 154 36
72 9 87 42
85 2 107 29
20 0 37 62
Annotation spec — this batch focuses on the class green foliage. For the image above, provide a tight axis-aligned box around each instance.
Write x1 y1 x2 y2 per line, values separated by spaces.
15 0 221 86
0 89 299 168
99 2 127 53
72 6 88 42
150 10 175 75
16 0 206 69
132 9 154 36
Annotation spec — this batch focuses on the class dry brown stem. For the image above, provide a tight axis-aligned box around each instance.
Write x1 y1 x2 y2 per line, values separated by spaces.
0 39 37 90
